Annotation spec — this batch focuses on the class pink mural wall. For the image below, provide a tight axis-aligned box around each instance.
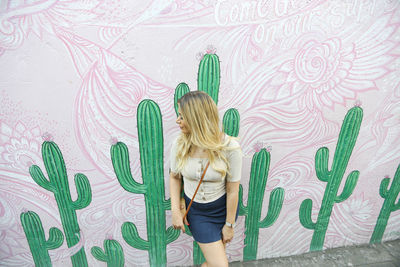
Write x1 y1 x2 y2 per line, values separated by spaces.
1 0 400 266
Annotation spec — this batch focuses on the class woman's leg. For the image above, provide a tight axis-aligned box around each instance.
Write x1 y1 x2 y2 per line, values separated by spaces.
198 240 228 267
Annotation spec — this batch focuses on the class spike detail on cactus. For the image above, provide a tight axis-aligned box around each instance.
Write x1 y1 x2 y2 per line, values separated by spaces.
299 106 363 251
29 141 91 266
111 99 180 267
370 164 400 244
20 211 64 267
239 149 284 261
91 239 125 267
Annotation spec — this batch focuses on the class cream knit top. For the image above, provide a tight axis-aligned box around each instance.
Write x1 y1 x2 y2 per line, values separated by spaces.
170 135 242 203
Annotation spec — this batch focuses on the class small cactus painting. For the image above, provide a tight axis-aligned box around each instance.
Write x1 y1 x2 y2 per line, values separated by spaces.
91 239 125 267
370 164 400 244
20 211 64 267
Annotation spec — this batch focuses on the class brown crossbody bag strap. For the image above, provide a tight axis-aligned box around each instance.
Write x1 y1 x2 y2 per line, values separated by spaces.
183 161 210 221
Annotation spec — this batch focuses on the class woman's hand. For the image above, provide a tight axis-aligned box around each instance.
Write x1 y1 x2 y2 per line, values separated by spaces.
172 198 189 233
172 210 185 233
222 225 234 243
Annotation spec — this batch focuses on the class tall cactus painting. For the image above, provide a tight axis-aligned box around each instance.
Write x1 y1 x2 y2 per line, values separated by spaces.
173 52 240 265
370 164 400 244
91 239 125 267
29 141 92 266
111 99 180 267
239 149 284 261
299 106 363 251
20 211 64 267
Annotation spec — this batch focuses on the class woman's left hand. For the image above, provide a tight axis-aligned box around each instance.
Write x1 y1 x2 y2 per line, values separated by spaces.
222 225 234 244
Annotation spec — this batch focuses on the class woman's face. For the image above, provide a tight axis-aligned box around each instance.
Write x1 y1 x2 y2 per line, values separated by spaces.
176 106 190 134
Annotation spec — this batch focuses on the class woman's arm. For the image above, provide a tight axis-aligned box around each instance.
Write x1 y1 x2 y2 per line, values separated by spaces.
225 181 240 224
222 138 242 243
222 181 240 243
170 171 186 232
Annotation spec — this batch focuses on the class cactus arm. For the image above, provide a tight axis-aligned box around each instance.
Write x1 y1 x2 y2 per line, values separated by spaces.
111 142 147 194
121 222 149 250
393 199 400 211
174 83 190 115
336 170 359 203
46 227 64 249
72 173 92 209
299 199 316 230
315 147 330 182
91 246 107 262
163 198 171 210
29 165 54 192
259 187 284 228
391 166 400 211
238 185 248 216
379 178 390 198
166 226 180 244
336 170 359 202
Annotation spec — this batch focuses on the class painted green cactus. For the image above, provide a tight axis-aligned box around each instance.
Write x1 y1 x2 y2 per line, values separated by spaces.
174 82 190 116
198 53 220 104
299 106 363 251
111 99 180 267
223 108 240 137
370 164 400 244
239 149 284 261
20 211 64 267
29 141 92 266
91 239 125 267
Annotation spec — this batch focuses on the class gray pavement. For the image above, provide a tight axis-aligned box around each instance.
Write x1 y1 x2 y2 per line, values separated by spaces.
230 239 400 267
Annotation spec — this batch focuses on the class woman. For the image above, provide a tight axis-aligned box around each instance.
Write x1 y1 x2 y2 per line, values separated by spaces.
170 91 242 267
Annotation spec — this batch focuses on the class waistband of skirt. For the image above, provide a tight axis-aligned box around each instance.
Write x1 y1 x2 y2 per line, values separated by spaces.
184 193 226 207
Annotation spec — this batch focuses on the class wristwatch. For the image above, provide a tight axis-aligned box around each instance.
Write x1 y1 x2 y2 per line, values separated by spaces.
225 221 236 228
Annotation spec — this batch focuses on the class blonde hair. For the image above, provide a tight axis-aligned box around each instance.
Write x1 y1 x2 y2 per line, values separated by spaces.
175 91 231 177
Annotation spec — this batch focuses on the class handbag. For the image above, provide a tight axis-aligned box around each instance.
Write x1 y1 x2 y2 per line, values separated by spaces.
182 161 210 222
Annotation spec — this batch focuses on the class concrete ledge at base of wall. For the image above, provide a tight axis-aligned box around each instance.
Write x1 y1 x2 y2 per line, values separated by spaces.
230 239 400 267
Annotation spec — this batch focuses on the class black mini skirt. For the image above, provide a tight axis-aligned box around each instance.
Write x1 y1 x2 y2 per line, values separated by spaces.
184 193 239 243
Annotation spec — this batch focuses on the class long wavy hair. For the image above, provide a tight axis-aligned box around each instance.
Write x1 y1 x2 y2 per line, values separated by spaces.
175 91 232 177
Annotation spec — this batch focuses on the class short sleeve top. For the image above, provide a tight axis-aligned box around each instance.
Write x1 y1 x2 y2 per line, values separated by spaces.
170 135 242 203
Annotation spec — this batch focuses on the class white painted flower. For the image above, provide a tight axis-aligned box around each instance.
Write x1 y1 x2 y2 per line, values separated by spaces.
276 31 395 111
0 121 42 171
278 38 356 110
